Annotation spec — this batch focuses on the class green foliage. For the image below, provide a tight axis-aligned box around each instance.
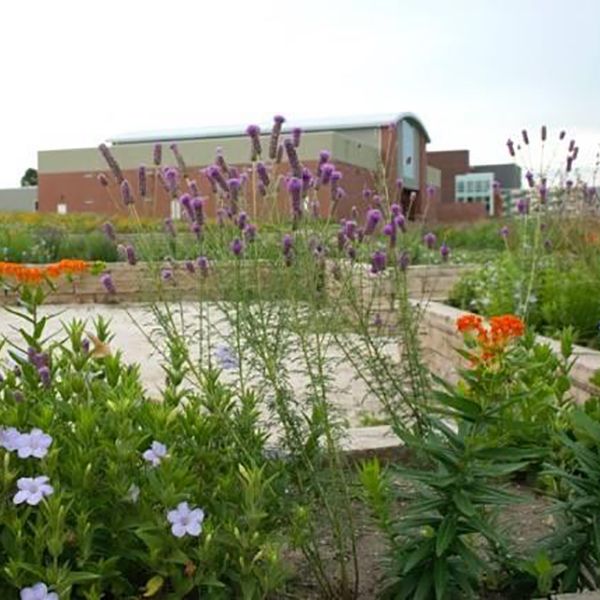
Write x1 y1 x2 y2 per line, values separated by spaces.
20 168 38 187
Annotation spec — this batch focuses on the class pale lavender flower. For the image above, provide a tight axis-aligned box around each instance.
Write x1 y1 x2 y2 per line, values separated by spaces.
98 143 124 183
516 197 528 215
170 143 187 173
292 127 302 148
525 171 535 188
167 501 205 538
143 441 167 467
102 221 116 241
320 163 334 185
214 345 238 370
215 147 229 175
231 238 244 257
120 180 133 206
192 197 205 225
37 366 51 388
138 165 147 198
423 232 436 249
343 220 357 241
395 213 406 232
153 143 162 166
244 223 257 242
390 203 401 217
180 193 194 220
237 211 248 230
19 582 58 600
188 179 199 197
0 426 21 452
208 166 229 192
317 150 330 177
185 261 195 274
246 124 262 159
161 268 174 283
301 167 312 193
164 167 179 197
14 476 54 506
382 221 397 247
287 177 303 219
257 181 267 197
500 226 509 238
284 139 302 177
228 178 241 214
100 273 116 294
202 167 218 194
16 429 52 459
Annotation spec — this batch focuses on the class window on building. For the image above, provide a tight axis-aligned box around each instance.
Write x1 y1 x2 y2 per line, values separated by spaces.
457 180 465 194
57 203 67 215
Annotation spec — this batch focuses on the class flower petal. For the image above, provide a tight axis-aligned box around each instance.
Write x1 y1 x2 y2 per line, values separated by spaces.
186 520 202 536
171 523 187 538
13 491 28 505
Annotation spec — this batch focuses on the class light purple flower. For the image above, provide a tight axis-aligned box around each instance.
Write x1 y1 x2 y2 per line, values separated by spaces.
215 147 229 175
207 166 229 192
20 582 58 600
161 268 174 283
231 238 244 257
370 250 386 274
102 221 116 242
192 197 205 225
500 226 509 238
320 163 334 186
317 150 330 177
38 366 51 388
143 441 167 467
16 428 52 459
185 261 195 274
440 242 450 261
196 256 209 277
120 180 133 206
98 143 124 183
14 476 54 506
292 127 302 148
516 197 528 215
164 167 179 196
100 273 116 294
423 232 436 249
269 115 285 159
244 223 257 242
138 165 147 198
284 139 302 177
167 501 205 538
364 208 382 235
214 345 238 370
153 143 162 166
246 124 262 159
125 245 137 266
525 170 535 188
506 139 515 157
0 426 21 452
256 162 270 187
287 177 303 219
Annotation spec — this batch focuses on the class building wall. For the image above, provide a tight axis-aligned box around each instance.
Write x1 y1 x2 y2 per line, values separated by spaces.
426 150 470 204
0 187 37 212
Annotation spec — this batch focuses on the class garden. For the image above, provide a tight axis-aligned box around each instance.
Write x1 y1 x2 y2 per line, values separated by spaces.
1 119 600 599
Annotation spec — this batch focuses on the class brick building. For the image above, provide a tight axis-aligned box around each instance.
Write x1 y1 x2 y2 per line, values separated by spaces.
37 113 436 222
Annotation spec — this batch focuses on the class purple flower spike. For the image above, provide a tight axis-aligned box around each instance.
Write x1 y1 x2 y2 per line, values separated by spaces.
559 130 566 140
256 162 270 187
37 366 51 388
98 143 124 183
396 213 406 232
343 220 357 241
185 260 195 274
362 188 372 201
568 139 575 152
228 178 241 214
440 242 450 262
317 150 330 177
399 251 410 271
138 165 147 198
100 273 116 294
192 196 205 225
370 250 386 274
301 167 312 193
208 166 229 193
391 203 401 217
276 144 284 164
269 115 285 159
190 221 201 240
237 211 248 230
507 139 515 157
246 124 262 160
541 125 547 141
284 138 302 177
522 129 529 145
282 233 294 256
197 256 209 276
500 225 509 238
396 178 404 191
97 173 109 187
525 171 535 188
321 163 334 185
102 222 116 242
539 184 547 203
231 238 244 257
292 127 302 148
257 181 267 197
364 208 382 235
423 232 437 249
164 218 176 237
244 223 257 242
382 221 397 247
215 147 230 175
516 197 528 215
125 244 137 266
566 156 573 172
287 177 303 219
164 167 179 197
170 143 187 174
120 180 134 206
216 207 227 227
161 268 174 283
179 193 194 220
153 143 162 166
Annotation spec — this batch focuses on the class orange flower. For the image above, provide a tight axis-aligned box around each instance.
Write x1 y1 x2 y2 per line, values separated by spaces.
0 259 90 285
456 314 484 333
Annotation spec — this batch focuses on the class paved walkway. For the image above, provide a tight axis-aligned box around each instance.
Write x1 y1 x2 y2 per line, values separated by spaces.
0 303 398 428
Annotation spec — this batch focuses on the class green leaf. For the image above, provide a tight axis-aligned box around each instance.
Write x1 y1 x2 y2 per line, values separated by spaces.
452 491 476 516
435 515 456 557
143 575 164 597
434 557 449 600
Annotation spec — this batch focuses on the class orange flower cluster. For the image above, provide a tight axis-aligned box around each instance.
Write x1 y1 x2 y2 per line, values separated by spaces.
0 259 90 285
456 313 525 363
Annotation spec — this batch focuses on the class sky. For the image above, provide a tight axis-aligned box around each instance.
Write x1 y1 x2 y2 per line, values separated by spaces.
1 0 599 187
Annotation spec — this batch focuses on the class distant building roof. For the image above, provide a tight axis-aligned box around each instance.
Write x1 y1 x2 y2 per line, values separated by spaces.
109 112 430 145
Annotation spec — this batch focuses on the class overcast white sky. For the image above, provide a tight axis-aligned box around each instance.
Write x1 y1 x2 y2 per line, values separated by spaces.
1 0 599 187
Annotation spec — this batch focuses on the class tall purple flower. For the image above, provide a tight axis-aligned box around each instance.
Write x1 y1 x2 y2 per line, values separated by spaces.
246 124 262 160
192 197 205 225
164 167 179 197
287 177 303 220
284 138 302 178
120 180 134 206
506 138 515 157
321 163 334 186
539 184 547 204
100 273 116 294
317 150 330 177
276 144 284 164
382 221 397 247
237 211 248 230
138 165 147 199
180 193 194 220
161 268 174 283
98 143 124 183
257 181 267 197
228 178 241 214
522 129 529 145
170 143 187 174
364 208 382 235
370 250 386 274
423 232 437 249
500 226 509 239
390 203 401 217
37 366 51 388
125 245 137 266
292 127 302 148
244 223 257 242
559 130 566 140
208 166 229 192
256 162 270 187
153 143 162 166
190 221 201 240
525 170 535 188
395 213 406 232
566 156 573 172
185 260 195 274
301 167 312 193
188 179 199 197
343 220 357 241
282 234 294 266
102 222 116 242
215 147 230 175
202 167 218 194
269 115 285 159
568 139 575 152
197 256 209 277
231 238 244 257
440 242 450 262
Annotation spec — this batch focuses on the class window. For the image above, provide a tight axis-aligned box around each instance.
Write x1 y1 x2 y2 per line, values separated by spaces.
457 180 465 193
57 203 67 215
467 181 474 193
